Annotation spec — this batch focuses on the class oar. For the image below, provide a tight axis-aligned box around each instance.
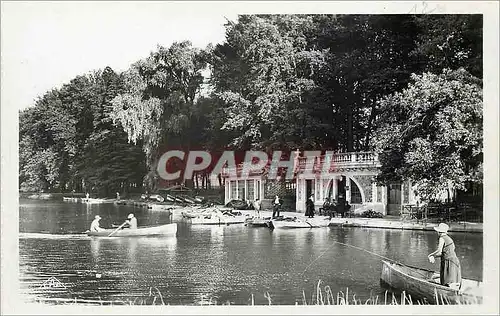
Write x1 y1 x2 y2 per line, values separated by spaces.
107 221 127 237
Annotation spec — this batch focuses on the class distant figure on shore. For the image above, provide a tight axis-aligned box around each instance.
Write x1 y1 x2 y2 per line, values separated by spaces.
116 192 120 200
428 223 462 289
253 199 261 217
90 215 104 232
329 199 338 218
86 193 90 200
124 213 138 229
272 195 281 219
305 195 315 218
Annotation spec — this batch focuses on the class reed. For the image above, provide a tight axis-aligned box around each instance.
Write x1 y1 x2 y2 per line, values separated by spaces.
30 282 470 306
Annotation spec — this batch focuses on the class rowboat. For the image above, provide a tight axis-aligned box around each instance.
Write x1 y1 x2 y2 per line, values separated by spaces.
82 198 115 204
270 216 330 229
147 203 182 211
87 223 177 237
246 217 272 227
380 260 483 304
190 210 249 225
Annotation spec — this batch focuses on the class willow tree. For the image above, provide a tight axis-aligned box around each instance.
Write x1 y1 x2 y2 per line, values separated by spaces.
110 41 207 190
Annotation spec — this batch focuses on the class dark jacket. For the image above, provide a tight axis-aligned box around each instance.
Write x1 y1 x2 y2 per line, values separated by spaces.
305 199 315 216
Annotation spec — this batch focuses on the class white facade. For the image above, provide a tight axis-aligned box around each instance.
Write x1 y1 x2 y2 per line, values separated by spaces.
224 177 265 204
222 151 419 215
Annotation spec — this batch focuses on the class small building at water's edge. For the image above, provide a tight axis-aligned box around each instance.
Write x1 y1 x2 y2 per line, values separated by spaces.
221 151 421 216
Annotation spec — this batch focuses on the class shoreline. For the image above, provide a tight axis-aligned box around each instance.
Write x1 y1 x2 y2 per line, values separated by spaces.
22 196 483 234
242 210 483 234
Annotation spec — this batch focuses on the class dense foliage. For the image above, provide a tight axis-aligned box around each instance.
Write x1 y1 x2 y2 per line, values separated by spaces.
19 14 483 199
373 68 482 200
19 68 146 194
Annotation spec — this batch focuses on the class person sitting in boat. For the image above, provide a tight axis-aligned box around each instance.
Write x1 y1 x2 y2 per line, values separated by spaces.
124 213 138 229
90 215 104 232
427 223 462 289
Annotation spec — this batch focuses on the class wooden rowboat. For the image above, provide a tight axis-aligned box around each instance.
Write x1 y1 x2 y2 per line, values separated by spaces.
190 210 248 225
246 217 271 227
87 223 177 237
380 260 482 304
82 198 115 204
270 217 330 229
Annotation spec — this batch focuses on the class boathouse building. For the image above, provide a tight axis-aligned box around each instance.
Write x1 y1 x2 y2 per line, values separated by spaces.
221 151 419 216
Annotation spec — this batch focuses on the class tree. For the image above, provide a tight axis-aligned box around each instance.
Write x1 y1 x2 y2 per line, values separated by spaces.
19 67 145 195
372 68 482 201
110 41 208 189
412 15 482 79
210 15 327 151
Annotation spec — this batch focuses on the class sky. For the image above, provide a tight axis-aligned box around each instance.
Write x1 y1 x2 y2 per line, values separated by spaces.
1 1 487 112
1 2 238 111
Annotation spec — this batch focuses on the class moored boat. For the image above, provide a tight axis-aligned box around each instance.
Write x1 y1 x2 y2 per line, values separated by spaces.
246 217 272 227
87 223 177 237
147 203 182 211
380 260 482 304
270 216 330 229
82 198 115 204
190 210 248 225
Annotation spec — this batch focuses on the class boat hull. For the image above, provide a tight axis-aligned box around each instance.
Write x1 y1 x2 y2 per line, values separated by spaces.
380 260 482 304
82 198 115 204
247 217 271 227
191 215 247 225
271 217 330 229
87 223 177 237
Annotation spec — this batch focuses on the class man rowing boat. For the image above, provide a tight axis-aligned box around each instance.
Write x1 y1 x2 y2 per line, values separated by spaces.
123 213 138 229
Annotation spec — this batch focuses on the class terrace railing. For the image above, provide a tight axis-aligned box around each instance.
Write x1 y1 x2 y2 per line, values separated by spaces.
221 151 380 177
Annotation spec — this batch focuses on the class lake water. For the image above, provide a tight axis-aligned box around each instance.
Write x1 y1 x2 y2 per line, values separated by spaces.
19 199 483 305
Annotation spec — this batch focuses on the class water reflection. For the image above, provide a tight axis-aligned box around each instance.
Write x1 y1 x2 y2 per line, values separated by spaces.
210 226 225 244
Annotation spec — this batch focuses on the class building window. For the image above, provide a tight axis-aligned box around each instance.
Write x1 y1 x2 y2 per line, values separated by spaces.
230 180 237 200
238 180 245 200
247 180 255 201
350 179 362 204
256 180 261 200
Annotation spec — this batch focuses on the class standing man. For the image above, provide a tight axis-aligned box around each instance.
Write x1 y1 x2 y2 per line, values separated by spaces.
305 195 315 218
428 223 462 289
272 195 281 219
253 198 261 218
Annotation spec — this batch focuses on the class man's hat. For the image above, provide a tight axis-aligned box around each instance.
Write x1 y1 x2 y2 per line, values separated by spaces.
434 223 449 233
